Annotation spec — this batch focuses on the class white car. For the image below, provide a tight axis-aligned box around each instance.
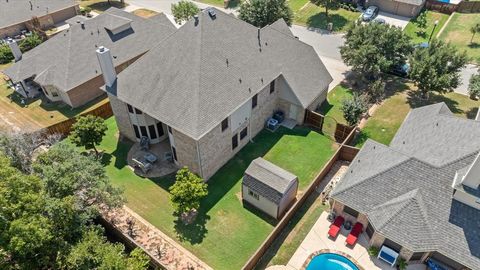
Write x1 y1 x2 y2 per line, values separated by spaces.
362 6 379 22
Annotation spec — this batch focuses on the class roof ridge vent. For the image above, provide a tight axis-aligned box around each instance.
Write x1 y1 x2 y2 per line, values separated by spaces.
207 8 216 19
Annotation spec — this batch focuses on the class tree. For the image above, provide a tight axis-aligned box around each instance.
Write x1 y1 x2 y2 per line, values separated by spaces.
468 73 480 100
340 22 413 82
415 11 427 37
0 45 13 64
169 167 208 223
409 39 468 98
19 32 43 52
341 93 368 126
238 0 293 28
69 115 107 157
367 79 385 103
64 227 149 270
470 23 480 44
171 0 200 25
33 143 124 216
0 131 60 173
310 0 338 23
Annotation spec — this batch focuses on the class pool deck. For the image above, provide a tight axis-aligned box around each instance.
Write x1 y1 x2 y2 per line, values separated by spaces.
284 212 427 270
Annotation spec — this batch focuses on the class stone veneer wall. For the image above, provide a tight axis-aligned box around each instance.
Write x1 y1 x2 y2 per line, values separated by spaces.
198 80 280 180
108 93 136 141
171 128 200 174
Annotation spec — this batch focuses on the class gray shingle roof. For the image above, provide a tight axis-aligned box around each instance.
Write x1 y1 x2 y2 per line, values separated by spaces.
3 8 176 93
0 0 77 29
111 8 332 139
243 158 297 204
332 103 480 269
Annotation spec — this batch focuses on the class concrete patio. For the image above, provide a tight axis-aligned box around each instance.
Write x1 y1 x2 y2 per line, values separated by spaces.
283 212 426 270
127 140 178 178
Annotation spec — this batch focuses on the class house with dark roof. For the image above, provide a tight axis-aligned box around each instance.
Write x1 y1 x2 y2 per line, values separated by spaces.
3 8 176 108
364 0 425 17
100 8 333 180
330 103 480 269
242 158 298 219
0 0 79 38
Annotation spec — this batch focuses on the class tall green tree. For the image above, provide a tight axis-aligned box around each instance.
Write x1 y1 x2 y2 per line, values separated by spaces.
468 73 480 99
33 143 123 216
415 11 427 37
19 32 43 52
409 39 467 98
169 167 208 223
310 0 338 23
470 23 480 44
69 115 107 157
239 0 293 27
340 22 413 82
171 0 200 25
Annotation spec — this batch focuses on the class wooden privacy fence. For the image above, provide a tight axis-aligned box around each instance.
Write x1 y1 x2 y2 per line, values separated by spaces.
242 128 359 270
304 110 355 143
42 101 113 136
426 0 480 14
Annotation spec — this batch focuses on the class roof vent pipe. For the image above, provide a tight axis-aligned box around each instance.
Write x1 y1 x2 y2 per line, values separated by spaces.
194 15 199 26
81 21 85 29
96 46 117 87
6 38 22 62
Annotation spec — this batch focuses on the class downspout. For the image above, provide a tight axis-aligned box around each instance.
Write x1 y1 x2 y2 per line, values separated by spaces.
195 140 204 180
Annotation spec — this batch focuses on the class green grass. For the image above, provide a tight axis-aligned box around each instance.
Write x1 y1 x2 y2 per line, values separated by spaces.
293 2 359 32
288 0 309 11
93 118 337 269
197 0 240 8
318 84 353 125
354 90 480 147
439 13 480 64
79 0 127 13
404 11 449 43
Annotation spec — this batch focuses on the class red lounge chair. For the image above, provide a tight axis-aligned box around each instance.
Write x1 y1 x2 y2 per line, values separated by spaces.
346 222 363 246
328 216 344 238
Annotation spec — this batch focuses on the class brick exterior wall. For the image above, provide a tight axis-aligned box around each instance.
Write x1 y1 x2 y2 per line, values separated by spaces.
369 231 385 247
0 5 78 38
171 128 200 174
400 246 414 261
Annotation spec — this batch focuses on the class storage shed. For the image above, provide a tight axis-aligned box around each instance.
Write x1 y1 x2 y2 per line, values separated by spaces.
242 158 298 219
364 0 425 17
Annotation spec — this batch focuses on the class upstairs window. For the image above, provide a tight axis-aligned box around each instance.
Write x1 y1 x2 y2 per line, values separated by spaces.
135 108 143 114
270 80 275 94
252 94 258 109
232 134 238 150
343 205 359 218
156 122 165 137
240 127 248 140
127 104 134 113
221 117 229 131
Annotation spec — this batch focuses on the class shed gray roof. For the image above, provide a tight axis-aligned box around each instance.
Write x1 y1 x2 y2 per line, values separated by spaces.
0 0 77 29
332 103 480 269
243 158 297 204
3 8 176 93
395 0 425 6
110 8 332 139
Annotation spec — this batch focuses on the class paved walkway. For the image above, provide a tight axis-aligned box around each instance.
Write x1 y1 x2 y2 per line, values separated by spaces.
455 64 478 96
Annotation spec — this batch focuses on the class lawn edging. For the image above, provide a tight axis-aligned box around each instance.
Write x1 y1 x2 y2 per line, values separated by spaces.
436 11 454 38
242 128 360 270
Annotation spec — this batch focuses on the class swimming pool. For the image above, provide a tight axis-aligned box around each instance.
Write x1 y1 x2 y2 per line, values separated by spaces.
306 253 359 270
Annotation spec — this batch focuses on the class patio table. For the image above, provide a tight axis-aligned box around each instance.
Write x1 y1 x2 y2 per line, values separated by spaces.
144 152 158 163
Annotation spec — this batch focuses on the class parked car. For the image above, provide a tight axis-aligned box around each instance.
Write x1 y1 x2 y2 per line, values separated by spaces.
362 6 379 21
387 63 410 78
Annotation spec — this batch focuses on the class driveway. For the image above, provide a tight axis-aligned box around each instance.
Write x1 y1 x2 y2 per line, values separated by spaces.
290 25 350 91
374 11 410 29
455 64 478 96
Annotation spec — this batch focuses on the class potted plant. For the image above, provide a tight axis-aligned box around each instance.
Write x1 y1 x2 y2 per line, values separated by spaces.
368 246 379 257
397 258 408 270
344 220 352 230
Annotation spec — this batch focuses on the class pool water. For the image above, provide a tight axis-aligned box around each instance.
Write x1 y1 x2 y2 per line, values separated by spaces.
306 253 359 270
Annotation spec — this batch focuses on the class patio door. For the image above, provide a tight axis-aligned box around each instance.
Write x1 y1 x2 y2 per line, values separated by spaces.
289 104 298 120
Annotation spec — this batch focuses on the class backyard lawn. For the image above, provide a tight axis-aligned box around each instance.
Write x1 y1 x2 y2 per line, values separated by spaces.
198 0 240 8
439 13 480 64
353 90 480 147
318 84 353 125
291 0 359 32
79 0 127 13
132 8 158 18
92 117 337 269
404 10 449 43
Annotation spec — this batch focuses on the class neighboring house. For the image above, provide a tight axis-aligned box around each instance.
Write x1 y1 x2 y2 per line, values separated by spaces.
242 158 298 219
331 103 480 270
364 0 425 17
102 8 333 180
0 0 79 38
3 8 176 108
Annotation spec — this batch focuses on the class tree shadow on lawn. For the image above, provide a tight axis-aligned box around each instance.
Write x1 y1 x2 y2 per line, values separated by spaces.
406 90 464 115
86 1 127 12
466 107 479 119
174 213 210 245
306 13 349 32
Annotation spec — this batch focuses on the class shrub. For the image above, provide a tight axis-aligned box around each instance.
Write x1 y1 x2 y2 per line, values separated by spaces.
341 93 369 126
19 32 43 52
397 258 408 270
0 44 14 64
367 79 385 103
367 246 379 257
468 74 480 100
